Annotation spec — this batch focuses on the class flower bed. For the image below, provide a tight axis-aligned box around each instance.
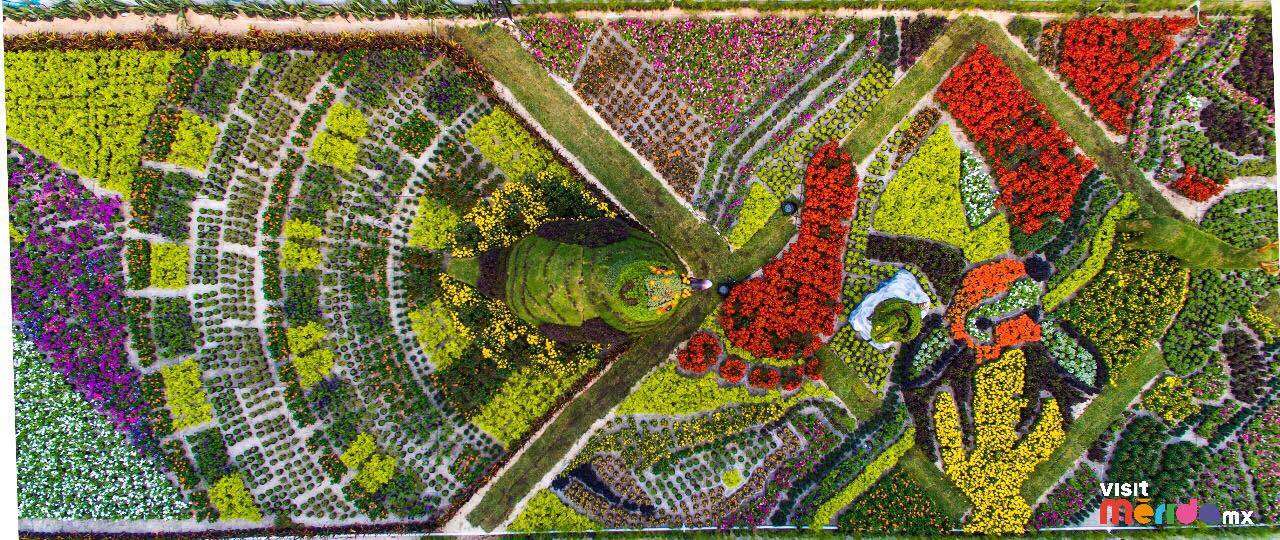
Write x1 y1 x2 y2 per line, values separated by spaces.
1058 244 1189 381
876 125 1011 262
1028 463 1099 529
727 183 778 248
1056 17 1194 133
720 142 857 360
150 243 190 289
10 150 147 433
160 359 213 430
612 16 854 130
1226 14 1273 109
944 258 1041 362
1141 375 1198 424
1169 165 1224 201
6 50 180 195
936 44 1095 235
935 349 1064 534
16 337 188 520
839 466 954 533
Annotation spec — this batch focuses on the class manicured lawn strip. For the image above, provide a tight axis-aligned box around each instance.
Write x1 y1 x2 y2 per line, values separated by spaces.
450 26 729 278
466 292 719 531
970 18 1184 221
1020 347 1168 505
1119 216 1280 270
899 446 971 523
817 345 971 522
816 346 880 419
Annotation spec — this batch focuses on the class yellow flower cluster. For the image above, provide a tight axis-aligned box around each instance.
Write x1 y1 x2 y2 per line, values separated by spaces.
438 275 604 447
456 181 549 258
934 349 1064 534
1142 375 1199 424
439 275 568 371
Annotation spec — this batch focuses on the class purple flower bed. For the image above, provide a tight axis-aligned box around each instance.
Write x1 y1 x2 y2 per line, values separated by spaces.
1227 14 1274 110
9 147 148 440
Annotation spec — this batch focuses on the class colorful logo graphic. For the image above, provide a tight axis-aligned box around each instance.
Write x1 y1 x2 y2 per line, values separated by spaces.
1098 483 1255 526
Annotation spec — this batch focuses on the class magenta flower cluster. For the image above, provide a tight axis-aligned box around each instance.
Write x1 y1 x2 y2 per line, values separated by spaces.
613 17 845 130
9 148 147 435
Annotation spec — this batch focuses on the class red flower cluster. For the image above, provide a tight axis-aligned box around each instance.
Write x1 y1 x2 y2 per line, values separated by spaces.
719 141 859 360
936 44 1096 235
780 366 804 392
803 356 822 381
944 258 1042 362
748 365 781 390
676 331 722 374
1169 165 1225 202
719 355 747 383
1057 17 1194 133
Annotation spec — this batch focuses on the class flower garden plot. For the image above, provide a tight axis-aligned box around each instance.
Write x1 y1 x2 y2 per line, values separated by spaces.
1048 17 1195 134
570 30 715 200
512 15 905 240
1118 16 1277 201
509 354 863 530
6 12 1280 539
7 41 653 530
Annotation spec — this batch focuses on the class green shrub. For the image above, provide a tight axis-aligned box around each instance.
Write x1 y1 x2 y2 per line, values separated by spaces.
310 131 359 170
408 196 460 250
283 218 323 240
166 111 218 171
727 182 779 248
160 359 212 430
324 102 367 141
281 240 322 270
1007 16 1042 52
510 490 602 533
150 243 189 289
208 474 260 522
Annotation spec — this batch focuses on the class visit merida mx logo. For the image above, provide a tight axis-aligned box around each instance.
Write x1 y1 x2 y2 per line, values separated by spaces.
1099 482 1255 526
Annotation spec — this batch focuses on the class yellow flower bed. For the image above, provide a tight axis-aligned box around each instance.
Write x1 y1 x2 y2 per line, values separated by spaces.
934 349 1064 534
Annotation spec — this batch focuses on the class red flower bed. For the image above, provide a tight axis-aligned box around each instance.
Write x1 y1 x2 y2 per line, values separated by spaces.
804 357 823 381
676 331 722 374
719 141 859 360
748 365 781 390
935 44 1096 235
780 366 804 392
944 258 1042 362
719 355 747 383
1057 17 1194 133
1169 165 1225 202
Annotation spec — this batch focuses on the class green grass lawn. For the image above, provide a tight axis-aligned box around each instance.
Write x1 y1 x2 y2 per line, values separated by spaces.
1020 347 1168 504
1119 216 1280 270
899 446 972 523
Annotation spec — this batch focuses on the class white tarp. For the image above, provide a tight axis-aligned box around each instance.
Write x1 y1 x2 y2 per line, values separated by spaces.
848 269 929 350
